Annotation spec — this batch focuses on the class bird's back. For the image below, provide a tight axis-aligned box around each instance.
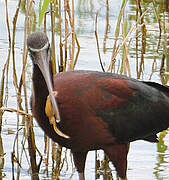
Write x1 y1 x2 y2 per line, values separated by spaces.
53 70 169 145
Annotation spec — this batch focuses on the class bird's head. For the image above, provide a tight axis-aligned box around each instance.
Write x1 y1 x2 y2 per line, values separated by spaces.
27 32 61 123
27 32 50 67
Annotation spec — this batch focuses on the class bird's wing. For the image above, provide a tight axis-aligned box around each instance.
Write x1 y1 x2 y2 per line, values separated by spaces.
95 78 169 143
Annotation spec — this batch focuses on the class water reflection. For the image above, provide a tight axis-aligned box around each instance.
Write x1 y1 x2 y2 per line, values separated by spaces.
0 136 4 179
0 0 169 179
155 130 168 179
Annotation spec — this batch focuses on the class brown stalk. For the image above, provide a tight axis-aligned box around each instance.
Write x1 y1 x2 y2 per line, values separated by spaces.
65 0 72 26
24 1 40 178
59 0 63 72
44 12 47 33
11 1 25 178
137 0 146 79
73 34 81 69
12 0 22 90
95 11 105 72
4 0 12 107
44 136 50 173
136 0 139 77
108 25 136 72
160 8 167 75
0 107 32 117
11 127 22 180
66 0 75 71
50 2 57 74
52 143 62 178
0 0 12 133
21 0 35 115
0 65 6 133
65 0 71 71
64 19 69 71
152 0 162 53
18 0 33 114
70 0 75 70
149 59 157 80
109 0 128 73
108 9 149 73
121 4 131 77
103 0 110 53
27 118 39 177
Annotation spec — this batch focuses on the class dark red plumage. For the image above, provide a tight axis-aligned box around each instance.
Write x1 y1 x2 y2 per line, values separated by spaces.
27 32 169 180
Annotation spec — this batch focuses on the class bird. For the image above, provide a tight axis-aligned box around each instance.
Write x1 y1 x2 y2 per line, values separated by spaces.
27 32 169 180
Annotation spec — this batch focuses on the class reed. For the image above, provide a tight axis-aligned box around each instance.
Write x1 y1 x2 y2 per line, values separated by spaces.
160 1 168 84
1 0 168 179
95 11 105 72
103 0 110 54
108 0 127 73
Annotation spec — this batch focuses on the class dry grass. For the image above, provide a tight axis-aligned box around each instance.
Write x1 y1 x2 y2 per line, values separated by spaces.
1 0 168 179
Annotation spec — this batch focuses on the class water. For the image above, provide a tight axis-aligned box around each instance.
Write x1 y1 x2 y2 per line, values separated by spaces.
0 0 169 179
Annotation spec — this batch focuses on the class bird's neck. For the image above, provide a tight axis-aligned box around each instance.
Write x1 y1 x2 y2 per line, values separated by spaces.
32 64 71 146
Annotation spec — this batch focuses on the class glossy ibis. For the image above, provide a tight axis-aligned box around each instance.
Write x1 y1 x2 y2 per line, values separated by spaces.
27 32 169 180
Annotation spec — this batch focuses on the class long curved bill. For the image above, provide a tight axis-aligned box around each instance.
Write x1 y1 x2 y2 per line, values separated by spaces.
36 50 61 123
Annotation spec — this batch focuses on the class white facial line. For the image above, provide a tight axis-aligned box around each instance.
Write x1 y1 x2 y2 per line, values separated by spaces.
29 41 49 52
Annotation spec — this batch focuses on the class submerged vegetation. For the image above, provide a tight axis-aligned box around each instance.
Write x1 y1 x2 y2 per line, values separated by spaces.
0 0 169 179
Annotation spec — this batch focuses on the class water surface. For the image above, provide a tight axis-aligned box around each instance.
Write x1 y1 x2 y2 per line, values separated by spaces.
0 0 169 179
